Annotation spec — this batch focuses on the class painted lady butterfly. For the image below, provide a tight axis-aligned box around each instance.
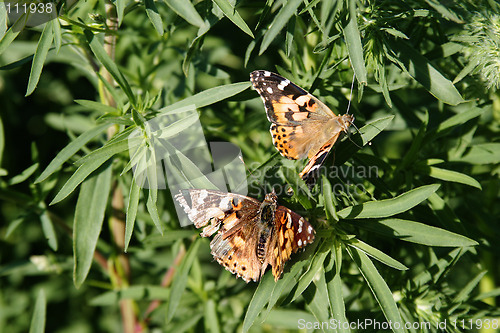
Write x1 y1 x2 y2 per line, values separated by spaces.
250 70 354 186
175 189 315 282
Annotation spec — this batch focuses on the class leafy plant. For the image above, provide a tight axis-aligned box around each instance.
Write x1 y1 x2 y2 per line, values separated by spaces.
0 0 499 332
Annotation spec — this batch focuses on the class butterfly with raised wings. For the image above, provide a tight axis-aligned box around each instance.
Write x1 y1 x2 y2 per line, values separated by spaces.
250 70 354 186
175 189 315 282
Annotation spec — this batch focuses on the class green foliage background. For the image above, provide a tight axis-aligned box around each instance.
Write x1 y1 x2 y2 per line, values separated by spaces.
1 0 499 332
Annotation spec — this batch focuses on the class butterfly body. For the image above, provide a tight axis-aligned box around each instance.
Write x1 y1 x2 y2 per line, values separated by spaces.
175 189 315 282
250 70 354 184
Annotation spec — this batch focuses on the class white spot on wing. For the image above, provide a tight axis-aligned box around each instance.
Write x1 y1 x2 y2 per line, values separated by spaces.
219 196 232 210
266 87 273 94
298 219 303 233
197 190 208 205
308 225 313 234
264 71 271 77
277 80 289 91
286 213 292 228
298 239 302 247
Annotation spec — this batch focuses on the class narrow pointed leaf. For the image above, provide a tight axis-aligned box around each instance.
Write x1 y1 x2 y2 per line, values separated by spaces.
354 218 478 247
338 184 440 219
452 271 487 304
40 210 57 251
212 0 254 38
387 39 464 105
436 105 485 133
166 240 201 322
50 139 130 205
326 255 349 333
243 272 275 333
419 166 482 189
124 177 140 252
347 247 405 333
0 14 25 56
343 0 367 84
145 0 164 36
259 0 303 55
29 289 46 333
35 123 111 183
347 238 407 270
164 0 205 27
160 82 251 113
73 162 112 288
84 30 136 106
291 243 330 302
26 22 53 96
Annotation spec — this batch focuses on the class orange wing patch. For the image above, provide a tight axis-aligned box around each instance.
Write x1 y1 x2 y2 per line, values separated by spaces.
270 124 308 160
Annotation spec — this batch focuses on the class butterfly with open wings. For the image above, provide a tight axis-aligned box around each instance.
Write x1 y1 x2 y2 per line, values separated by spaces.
250 70 354 186
175 189 315 282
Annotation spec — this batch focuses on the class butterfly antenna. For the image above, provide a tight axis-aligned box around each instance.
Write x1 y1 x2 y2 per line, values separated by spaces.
345 73 366 148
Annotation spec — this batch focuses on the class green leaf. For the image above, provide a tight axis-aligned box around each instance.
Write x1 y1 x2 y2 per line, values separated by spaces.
204 299 221 333
305 272 330 323
347 247 405 333
337 184 440 219
414 248 464 286
75 99 121 114
163 0 205 27
8 163 38 185
35 123 111 184
259 0 303 55
322 174 338 222
50 138 130 205
243 272 275 333
387 39 464 105
145 0 164 36
326 251 349 333
263 250 313 317
29 289 46 333
343 0 367 84
450 143 500 164
40 209 57 251
212 0 254 38
346 238 408 270
0 4 7 39
290 242 330 302
51 18 61 53
418 166 482 189
84 30 136 106
124 177 140 252
115 0 126 26
73 162 112 288
146 189 163 235
355 218 478 247
166 240 201 323
160 82 251 113
26 22 53 96
0 14 25 56
452 271 487 304
436 105 485 133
